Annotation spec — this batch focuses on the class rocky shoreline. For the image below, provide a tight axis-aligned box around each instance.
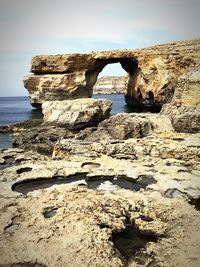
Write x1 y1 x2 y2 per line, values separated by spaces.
0 39 200 267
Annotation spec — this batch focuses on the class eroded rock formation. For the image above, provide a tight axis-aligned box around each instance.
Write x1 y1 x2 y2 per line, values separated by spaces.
42 98 112 129
24 39 200 132
0 39 199 266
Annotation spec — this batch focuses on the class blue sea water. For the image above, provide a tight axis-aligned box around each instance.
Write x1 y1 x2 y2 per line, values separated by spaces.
0 94 132 126
0 94 130 148
0 96 42 126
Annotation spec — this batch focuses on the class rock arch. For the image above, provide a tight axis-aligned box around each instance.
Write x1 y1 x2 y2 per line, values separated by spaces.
85 58 139 101
23 39 200 132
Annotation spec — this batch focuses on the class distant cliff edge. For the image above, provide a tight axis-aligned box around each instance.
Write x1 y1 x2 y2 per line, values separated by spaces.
93 76 127 95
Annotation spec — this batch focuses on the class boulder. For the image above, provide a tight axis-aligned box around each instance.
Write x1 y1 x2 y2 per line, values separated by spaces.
77 113 153 141
42 98 112 130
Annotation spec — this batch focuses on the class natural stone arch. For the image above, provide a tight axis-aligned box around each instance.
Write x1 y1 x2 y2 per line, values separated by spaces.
23 38 200 132
85 58 139 101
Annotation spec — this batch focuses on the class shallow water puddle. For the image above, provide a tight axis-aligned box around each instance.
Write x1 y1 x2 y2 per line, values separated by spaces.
42 207 58 218
12 173 87 194
4 223 18 233
164 188 184 198
87 174 156 191
0 133 13 149
12 174 156 194
81 162 101 170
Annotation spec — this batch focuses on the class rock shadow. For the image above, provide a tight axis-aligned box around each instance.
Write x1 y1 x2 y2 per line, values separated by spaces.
12 174 156 194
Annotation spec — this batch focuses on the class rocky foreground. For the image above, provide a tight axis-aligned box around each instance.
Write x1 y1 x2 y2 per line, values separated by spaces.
0 39 200 267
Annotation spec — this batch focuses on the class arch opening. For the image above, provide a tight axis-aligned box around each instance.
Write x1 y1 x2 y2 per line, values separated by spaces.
86 57 161 113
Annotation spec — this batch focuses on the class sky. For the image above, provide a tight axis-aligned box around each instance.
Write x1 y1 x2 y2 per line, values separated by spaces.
0 0 199 96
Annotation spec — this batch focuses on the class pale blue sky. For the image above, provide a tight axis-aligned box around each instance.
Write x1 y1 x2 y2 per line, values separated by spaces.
0 0 199 96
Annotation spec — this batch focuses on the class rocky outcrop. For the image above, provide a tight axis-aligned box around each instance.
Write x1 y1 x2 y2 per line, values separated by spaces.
42 98 112 129
53 132 200 161
24 39 200 132
161 69 200 132
2 113 173 156
23 73 91 109
78 113 153 141
1 137 200 266
93 76 126 94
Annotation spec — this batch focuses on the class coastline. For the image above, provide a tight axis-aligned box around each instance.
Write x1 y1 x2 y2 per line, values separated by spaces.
0 39 200 267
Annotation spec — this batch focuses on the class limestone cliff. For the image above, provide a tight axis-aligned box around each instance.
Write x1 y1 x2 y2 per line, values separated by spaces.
24 39 200 132
93 76 126 94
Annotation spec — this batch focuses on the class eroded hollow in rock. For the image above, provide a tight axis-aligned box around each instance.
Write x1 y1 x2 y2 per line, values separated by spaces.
12 173 88 194
42 207 58 218
4 224 18 233
16 167 32 174
188 197 200 211
112 221 158 260
0 155 21 170
81 162 101 170
86 174 156 191
12 174 156 194
164 188 185 198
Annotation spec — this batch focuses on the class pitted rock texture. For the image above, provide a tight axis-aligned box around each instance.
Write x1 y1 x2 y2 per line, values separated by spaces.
42 98 112 129
53 132 200 162
0 105 200 267
0 148 200 267
79 113 153 141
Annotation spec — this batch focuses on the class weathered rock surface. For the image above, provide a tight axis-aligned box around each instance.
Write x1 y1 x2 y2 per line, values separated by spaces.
24 73 91 109
24 39 200 132
53 132 200 163
0 39 200 267
75 113 174 143
42 98 112 129
0 145 200 267
0 119 75 155
161 69 200 132
93 76 126 94
1 113 173 155
77 113 153 141
0 113 200 267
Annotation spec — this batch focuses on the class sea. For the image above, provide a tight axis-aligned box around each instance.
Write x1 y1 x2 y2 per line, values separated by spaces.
0 94 133 148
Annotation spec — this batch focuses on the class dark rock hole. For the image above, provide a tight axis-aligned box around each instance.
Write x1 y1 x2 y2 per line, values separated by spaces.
188 197 200 211
16 167 32 174
12 173 88 194
81 162 101 169
112 223 158 260
12 174 156 194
